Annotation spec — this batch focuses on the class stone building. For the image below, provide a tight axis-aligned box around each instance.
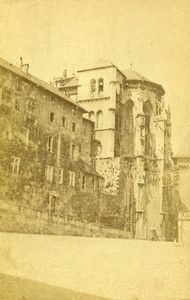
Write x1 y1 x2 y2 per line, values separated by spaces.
173 130 190 211
0 57 176 240
58 59 174 240
173 130 190 245
0 57 101 223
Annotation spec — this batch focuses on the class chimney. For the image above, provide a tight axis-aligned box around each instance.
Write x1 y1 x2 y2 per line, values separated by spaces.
20 57 29 74
25 64 29 74
20 57 23 69
63 69 67 79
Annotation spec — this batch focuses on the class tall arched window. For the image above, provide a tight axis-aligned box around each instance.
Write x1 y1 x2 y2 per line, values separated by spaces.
115 111 121 132
96 110 103 128
143 100 152 159
90 79 96 98
98 78 104 96
125 100 134 155
89 111 95 122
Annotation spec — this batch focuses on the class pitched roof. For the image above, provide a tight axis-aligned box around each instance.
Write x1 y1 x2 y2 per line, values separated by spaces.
78 59 116 72
122 68 165 93
60 76 78 88
0 57 86 112
122 69 152 82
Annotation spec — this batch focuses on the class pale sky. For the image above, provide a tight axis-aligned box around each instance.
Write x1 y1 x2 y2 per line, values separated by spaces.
0 0 190 154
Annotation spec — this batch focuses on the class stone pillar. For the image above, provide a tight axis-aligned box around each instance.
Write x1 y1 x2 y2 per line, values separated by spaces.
178 211 190 247
134 111 147 239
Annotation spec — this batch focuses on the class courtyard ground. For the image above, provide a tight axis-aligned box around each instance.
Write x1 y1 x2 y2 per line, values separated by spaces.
0 232 189 300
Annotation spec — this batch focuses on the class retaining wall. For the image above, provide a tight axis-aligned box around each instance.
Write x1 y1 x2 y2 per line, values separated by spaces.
0 200 131 239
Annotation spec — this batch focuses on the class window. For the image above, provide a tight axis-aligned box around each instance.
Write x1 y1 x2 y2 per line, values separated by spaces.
49 195 56 214
115 112 120 132
156 102 161 116
143 101 152 158
11 156 20 174
92 178 96 191
62 117 66 128
58 168 63 184
15 80 22 92
49 112 55 123
72 122 76 132
96 110 103 128
45 165 54 182
126 100 134 155
90 79 96 97
72 108 76 116
78 144 82 155
14 97 21 111
47 136 53 152
27 99 35 113
89 111 95 122
2 88 12 102
82 175 86 189
71 144 76 159
5 124 12 140
69 171 76 187
98 78 104 96
22 128 29 146
51 96 55 105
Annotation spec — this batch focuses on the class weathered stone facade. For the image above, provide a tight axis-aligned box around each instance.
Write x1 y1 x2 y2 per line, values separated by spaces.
0 57 101 224
0 57 177 240
58 59 174 240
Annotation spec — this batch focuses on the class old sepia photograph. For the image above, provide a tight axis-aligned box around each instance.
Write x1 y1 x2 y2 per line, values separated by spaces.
0 0 190 299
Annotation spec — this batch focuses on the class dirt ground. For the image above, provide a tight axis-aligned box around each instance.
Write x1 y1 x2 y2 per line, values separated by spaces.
0 273 108 300
0 233 189 300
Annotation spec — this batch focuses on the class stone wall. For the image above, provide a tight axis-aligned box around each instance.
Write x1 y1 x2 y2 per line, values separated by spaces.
95 157 120 195
0 63 100 222
178 211 190 246
0 200 131 239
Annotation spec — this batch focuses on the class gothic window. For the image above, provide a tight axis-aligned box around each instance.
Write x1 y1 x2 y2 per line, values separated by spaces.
115 111 121 132
96 110 103 128
143 101 152 158
90 79 96 97
98 78 104 96
155 102 161 116
126 101 134 155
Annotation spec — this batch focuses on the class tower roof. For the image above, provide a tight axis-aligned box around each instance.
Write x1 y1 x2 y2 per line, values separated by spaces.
122 69 152 82
122 68 165 94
